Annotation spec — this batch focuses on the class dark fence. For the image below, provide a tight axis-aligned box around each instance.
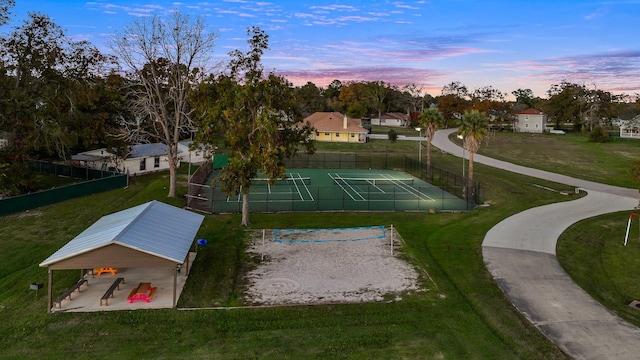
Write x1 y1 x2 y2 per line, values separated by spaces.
283 153 481 206
28 161 119 180
186 160 212 211
187 153 481 214
0 161 128 217
207 185 470 213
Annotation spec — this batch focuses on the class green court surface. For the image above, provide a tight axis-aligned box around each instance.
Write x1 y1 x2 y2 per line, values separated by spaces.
204 168 470 213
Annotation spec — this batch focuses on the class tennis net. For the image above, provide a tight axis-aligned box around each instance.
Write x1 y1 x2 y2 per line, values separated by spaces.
251 176 311 186
332 176 414 186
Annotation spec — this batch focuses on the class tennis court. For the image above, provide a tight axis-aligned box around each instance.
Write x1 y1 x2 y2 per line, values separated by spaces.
205 168 469 213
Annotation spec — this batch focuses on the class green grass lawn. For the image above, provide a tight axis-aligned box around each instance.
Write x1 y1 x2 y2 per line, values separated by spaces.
462 131 640 188
314 138 421 154
0 151 576 358
557 212 640 329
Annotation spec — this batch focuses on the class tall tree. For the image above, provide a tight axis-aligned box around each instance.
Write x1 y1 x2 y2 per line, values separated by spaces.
111 11 216 198
579 85 616 131
295 81 326 117
196 27 314 226
0 12 118 194
338 81 367 116
419 108 444 178
511 88 539 109
364 81 391 120
437 81 470 127
0 0 14 26
544 81 586 129
457 110 488 199
402 83 426 113
324 79 342 111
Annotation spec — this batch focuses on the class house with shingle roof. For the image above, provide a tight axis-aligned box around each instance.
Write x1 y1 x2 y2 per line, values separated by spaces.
303 112 368 143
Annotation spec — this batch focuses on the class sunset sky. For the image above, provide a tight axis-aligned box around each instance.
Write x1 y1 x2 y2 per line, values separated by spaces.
6 0 640 99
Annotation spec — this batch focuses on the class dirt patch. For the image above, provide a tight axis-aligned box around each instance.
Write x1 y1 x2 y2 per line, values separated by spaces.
244 227 422 305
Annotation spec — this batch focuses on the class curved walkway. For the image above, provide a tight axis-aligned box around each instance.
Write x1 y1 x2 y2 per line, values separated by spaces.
433 128 640 359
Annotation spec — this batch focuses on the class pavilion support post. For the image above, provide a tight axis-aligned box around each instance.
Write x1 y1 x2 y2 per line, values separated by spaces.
173 269 177 308
47 269 53 313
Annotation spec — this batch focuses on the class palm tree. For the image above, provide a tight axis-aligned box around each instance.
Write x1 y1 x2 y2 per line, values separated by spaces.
419 108 444 178
457 110 488 200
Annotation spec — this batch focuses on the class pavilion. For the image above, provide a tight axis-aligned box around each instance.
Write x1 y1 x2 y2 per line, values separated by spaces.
39 200 205 312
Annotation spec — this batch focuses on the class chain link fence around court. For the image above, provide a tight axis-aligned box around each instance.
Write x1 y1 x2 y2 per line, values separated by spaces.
283 153 481 205
186 153 481 214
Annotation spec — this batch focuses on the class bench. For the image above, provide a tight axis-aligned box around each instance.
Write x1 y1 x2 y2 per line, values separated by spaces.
100 277 125 306
53 278 88 308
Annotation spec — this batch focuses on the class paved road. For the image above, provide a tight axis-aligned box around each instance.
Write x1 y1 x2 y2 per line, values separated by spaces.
433 128 640 360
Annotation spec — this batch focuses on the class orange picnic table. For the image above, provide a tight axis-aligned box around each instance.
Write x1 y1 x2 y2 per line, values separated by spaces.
95 267 117 276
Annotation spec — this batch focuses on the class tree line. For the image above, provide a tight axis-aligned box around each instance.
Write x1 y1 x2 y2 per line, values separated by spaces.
1 6 639 223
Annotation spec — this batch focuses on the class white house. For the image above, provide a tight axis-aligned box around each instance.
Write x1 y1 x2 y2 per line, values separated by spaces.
370 112 410 127
72 143 183 176
513 108 547 133
620 115 640 139
177 141 208 164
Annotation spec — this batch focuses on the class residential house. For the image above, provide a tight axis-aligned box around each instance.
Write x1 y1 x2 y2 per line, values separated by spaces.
513 108 547 133
178 141 208 164
370 112 410 127
72 143 182 176
620 115 640 139
303 112 368 143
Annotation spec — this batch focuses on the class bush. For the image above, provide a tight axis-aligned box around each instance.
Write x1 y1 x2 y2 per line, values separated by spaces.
588 126 609 142
388 129 398 142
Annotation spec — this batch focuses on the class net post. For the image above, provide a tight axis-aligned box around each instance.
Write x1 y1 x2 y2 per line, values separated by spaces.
390 224 394 256
262 229 266 260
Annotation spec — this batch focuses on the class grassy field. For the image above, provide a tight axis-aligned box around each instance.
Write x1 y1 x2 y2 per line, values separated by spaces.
557 212 640 330
465 131 640 188
0 155 580 359
0 148 579 358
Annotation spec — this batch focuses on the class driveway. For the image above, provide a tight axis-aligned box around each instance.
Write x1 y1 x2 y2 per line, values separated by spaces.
433 128 640 359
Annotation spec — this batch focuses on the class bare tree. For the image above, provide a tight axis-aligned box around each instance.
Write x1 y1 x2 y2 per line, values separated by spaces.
111 11 216 197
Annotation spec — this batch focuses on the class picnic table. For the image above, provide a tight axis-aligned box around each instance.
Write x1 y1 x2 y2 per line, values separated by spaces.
95 267 117 276
127 282 157 303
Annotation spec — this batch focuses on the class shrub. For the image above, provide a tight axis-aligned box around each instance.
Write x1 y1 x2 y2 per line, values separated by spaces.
388 129 398 142
588 126 609 142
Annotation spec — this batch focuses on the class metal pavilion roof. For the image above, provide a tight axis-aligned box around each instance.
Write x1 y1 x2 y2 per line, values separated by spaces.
39 201 205 267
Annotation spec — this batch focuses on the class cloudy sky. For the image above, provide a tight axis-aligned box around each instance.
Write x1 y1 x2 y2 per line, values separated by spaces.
7 1 640 99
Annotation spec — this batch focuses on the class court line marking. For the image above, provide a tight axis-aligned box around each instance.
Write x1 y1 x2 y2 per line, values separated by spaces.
328 173 366 201
330 172 436 202
228 173 313 203
379 173 435 201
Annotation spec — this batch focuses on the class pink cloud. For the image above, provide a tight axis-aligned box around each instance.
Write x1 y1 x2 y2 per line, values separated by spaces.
275 66 445 91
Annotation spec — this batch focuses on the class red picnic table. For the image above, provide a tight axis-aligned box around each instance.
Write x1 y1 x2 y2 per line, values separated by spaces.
127 282 158 303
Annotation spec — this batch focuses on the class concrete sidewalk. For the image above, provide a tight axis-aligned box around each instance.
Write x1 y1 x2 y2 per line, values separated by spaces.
433 128 640 359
